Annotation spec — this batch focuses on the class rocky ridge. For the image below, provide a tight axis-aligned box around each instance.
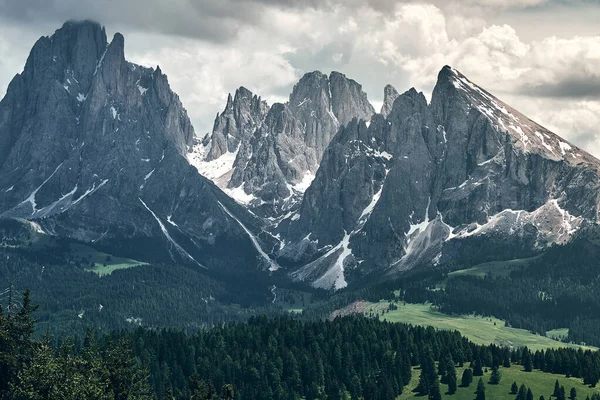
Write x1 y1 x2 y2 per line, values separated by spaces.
279 66 600 289
0 21 277 274
189 71 375 217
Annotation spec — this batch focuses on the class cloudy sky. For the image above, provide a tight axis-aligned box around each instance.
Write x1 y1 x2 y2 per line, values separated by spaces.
0 0 599 155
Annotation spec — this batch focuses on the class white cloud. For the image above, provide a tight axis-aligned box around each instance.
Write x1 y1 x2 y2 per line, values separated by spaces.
126 31 299 134
0 0 598 158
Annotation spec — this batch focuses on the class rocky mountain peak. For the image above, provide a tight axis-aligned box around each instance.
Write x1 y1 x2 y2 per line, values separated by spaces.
381 84 399 117
288 70 331 115
190 70 376 216
329 71 375 126
432 66 596 166
280 65 600 290
0 20 276 275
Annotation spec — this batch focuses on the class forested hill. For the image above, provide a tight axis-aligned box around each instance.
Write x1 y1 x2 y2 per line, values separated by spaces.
3 291 600 399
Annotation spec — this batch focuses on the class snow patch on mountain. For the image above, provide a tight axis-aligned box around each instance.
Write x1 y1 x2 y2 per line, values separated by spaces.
217 200 279 271
188 139 238 187
224 186 256 205
315 232 351 290
15 163 63 216
292 171 316 193
449 199 583 245
448 67 592 164
139 198 202 266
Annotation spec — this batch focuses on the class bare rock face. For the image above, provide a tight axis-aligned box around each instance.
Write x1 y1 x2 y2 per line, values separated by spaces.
205 87 269 162
0 21 276 274
380 84 399 117
189 70 375 216
282 66 600 289
6 23 597 292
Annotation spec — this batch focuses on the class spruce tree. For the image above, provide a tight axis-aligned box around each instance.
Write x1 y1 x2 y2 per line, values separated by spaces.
558 386 566 400
222 384 234 400
527 388 534 400
473 357 484 376
446 360 457 395
461 368 473 388
554 380 561 397
489 366 501 385
417 349 437 396
523 351 533 372
570 387 577 400
511 381 519 394
517 384 527 400
475 378 486 400
438 354 448 378
428 378 442 400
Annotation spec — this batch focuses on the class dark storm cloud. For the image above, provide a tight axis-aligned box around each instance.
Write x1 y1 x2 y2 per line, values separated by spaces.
0 0 583 44
521 78 600 99
0 0 267 42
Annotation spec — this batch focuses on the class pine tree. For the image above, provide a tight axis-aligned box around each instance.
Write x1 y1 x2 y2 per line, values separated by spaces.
438 354 449 378
10 340 57 400
104 338 152 400
428 378 442 400
510 381 518 394
446 360 457 395
417 349 437 396
475 378 485 400
558 386 566 400
473 357 484 376
461 368 473 388
523 351 533 372
554 380 561 397
222 384 234 400
2 289 38 396
397 350 412 386
517 384 527 400
489 366 501 385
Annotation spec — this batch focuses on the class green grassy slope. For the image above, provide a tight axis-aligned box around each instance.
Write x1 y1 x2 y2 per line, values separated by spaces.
369 302 592 351
447 255 543 280
401 364 599 399
72 243 146 276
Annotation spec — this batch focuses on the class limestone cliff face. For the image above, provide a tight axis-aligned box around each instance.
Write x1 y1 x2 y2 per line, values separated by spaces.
282 66 600 289
380 84 399 117
0 21 275 273
205 87 269 162
5 22 598 291
190 71 375 217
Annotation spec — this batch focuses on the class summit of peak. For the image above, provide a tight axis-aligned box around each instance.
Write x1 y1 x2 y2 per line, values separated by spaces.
431 65 596 165
381 84 400 117
57 19 104 35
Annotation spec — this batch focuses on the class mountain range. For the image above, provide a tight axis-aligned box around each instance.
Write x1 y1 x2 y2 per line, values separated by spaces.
1 20 599 291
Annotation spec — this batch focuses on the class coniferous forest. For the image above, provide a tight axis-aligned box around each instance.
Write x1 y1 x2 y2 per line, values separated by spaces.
3 289 600 400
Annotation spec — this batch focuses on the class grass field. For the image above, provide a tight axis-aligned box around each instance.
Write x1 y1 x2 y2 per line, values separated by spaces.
546 328 569 342
270 286 317 313
401 364 599 399
0 219 146 276
73 244 146 276
369 302 591 351
447 255 543 280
